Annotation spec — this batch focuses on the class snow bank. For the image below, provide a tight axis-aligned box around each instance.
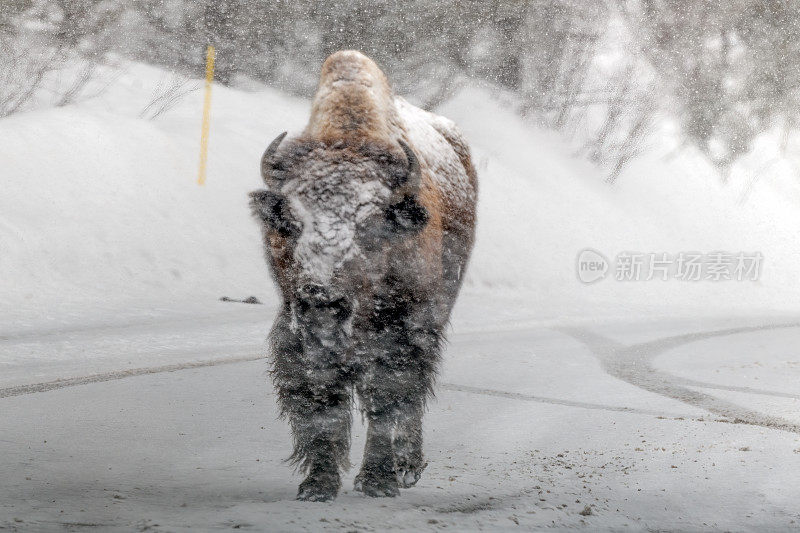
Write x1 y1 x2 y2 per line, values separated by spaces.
0 64 306 327
2 62 799 330
441 88 800 317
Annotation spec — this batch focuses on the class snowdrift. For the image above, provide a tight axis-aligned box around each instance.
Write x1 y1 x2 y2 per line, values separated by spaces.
2 62 800 329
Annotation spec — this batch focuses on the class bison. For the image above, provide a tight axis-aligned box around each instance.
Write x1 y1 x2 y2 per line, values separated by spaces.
250 50 477 501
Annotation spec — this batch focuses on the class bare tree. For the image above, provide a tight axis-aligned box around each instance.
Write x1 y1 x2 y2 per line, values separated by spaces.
139 72 200 120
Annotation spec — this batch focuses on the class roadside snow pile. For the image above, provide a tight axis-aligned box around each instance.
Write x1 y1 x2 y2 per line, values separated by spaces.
442 88 800 316
2 62 800 329
0 63 307 326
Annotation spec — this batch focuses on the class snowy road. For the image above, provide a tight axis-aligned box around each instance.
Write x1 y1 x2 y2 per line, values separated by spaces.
2 302 800 531
3 50 800 532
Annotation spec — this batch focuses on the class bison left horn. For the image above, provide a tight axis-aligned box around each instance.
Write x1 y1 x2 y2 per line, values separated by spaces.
260 131 288 182
398 139 421 191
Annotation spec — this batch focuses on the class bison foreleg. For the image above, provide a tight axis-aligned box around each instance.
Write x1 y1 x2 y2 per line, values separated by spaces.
393 399 427 488
355 316 442 496
353 409 399 497
269 311 353 502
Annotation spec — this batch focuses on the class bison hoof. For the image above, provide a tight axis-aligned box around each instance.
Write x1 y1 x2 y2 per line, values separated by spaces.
353 470 400 498
297 475 339 502
395 460 427 488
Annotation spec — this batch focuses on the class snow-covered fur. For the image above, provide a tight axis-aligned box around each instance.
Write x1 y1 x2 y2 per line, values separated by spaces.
250 50 478 501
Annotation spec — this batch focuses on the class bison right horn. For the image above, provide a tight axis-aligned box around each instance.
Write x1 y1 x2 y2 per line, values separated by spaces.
260 131 288 182
398 139 421 191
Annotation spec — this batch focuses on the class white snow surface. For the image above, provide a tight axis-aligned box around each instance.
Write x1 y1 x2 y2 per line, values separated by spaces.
2 308 800 531
2 62 800 531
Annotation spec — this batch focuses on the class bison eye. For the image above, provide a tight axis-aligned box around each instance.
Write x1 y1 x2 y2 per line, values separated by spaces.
249 190 301 238
386 195 429 233
357 195 429 250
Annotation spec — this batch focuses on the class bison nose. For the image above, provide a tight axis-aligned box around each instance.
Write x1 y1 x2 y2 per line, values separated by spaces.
297 284 352 321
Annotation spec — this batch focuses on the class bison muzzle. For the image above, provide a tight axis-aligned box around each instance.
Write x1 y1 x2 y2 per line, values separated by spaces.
250 50 477 501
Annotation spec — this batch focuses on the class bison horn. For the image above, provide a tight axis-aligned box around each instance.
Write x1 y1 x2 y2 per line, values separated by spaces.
260 131 288 182
398 139 421 190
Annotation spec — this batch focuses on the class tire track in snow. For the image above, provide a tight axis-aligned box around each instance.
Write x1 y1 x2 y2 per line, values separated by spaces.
7 323 793 430
558 323 800 434
0 310 270 344
0 354 267 398
439 382 691 418
0 351 692 419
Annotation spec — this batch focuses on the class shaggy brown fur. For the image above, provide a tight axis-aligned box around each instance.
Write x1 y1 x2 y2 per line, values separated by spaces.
250 50 477 501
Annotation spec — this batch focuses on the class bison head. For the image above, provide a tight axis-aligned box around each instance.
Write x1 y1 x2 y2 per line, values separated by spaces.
250 132 429 352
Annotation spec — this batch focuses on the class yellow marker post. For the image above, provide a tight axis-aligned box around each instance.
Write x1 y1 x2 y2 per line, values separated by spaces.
198 45 216 186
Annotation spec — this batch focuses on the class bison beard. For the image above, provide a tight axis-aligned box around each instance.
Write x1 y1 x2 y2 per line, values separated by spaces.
251 51 477 502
